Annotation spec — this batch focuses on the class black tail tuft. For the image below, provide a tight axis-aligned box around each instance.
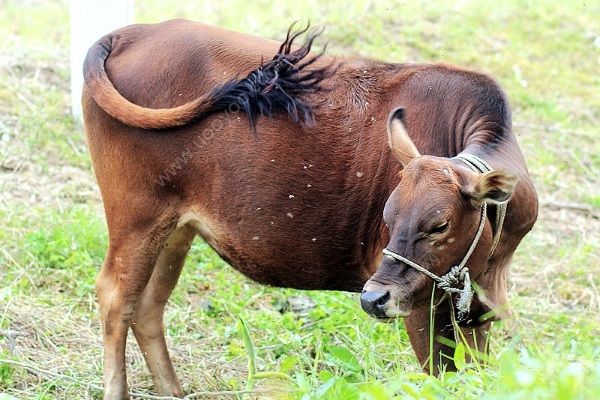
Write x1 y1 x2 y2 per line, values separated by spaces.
209 22 334 129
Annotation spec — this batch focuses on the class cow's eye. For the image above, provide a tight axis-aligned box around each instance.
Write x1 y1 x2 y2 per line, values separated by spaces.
429 221 449 235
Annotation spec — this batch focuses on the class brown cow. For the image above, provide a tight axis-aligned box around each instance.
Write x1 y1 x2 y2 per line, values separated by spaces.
82 20 538 399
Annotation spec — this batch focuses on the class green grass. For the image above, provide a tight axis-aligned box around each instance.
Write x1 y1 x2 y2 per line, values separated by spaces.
3 206 596 399
1 0 599 399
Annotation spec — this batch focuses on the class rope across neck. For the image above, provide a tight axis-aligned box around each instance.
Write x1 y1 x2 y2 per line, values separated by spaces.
454 153 507 257
382 153 507 322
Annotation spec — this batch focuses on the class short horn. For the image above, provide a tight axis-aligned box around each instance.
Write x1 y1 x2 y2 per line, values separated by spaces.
387 107 420 167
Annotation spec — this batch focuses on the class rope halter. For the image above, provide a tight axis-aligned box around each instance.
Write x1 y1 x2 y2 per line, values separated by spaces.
381 153 507 322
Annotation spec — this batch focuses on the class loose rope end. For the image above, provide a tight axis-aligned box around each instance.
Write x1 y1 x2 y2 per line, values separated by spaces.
456 271 474 321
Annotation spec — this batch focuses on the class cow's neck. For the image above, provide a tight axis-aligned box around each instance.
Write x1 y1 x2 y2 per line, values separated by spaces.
325 126 401 282
319 61 531 283
350 139 399 280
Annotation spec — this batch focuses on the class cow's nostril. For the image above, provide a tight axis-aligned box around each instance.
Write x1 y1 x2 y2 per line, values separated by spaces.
360 290 390 317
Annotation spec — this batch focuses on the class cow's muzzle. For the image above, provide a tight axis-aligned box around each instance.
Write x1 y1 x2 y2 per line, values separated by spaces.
360 280 413 319
360 290 390 318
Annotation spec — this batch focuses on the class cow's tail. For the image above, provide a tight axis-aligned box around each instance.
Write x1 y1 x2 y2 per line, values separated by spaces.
83 23 334 131
83 34 215 130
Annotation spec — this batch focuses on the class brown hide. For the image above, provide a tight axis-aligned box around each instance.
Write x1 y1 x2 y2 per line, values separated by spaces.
82 20 538 398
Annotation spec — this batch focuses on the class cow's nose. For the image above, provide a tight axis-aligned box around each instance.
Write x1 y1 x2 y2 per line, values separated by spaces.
360 290 390 318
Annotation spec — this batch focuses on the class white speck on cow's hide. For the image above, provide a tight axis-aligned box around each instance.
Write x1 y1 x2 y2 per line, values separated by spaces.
356 171 364 177
307 183 312 187
370 116 375 121
443 168 449 174
289 194 295 199
448 237 456 243
270 221 274 225
116 257 122 262
312 238 317 242
256 207 261 210
271 159 275 162
287 212 294 218
253 236 259 241
437 245 446 251
436 210 441 214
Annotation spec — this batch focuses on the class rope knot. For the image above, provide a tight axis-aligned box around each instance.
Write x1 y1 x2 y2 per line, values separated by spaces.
439 266 474 321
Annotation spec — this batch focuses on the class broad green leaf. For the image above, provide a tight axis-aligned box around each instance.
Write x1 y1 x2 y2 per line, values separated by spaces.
454 342 466 371
326 345 361 373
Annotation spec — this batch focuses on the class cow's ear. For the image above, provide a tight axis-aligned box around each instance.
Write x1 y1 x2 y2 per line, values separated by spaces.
387 107 420 167
468 170 519 205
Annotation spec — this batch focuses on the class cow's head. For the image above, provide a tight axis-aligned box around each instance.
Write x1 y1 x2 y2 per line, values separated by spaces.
360 108 518 322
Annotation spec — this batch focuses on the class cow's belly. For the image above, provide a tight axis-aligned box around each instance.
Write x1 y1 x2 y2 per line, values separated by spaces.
177 203 369 292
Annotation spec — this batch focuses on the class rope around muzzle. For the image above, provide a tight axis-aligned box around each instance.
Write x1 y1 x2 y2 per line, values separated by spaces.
382 202 486 321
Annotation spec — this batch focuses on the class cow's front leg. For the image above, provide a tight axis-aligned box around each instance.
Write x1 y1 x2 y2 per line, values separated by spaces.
404 304 491 375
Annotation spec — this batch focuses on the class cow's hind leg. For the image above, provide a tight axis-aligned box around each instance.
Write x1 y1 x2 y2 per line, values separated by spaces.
96 219 175 400
131 224 196 397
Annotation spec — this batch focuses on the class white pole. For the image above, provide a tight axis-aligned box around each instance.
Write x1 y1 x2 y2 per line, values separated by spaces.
70 0 134 121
